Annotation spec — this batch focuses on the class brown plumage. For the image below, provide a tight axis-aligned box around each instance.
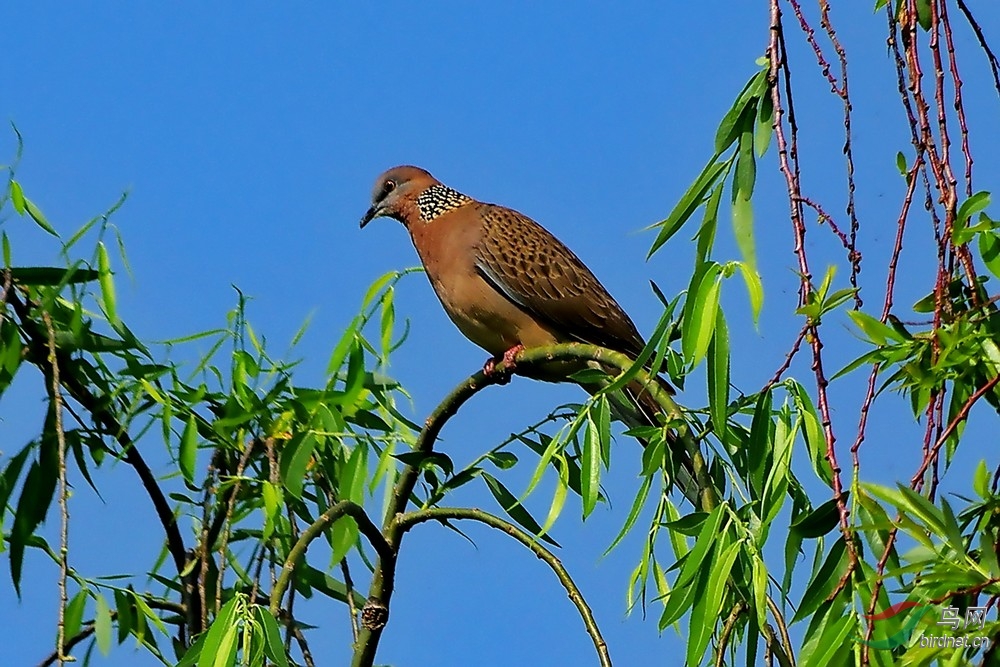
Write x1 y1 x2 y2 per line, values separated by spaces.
361 165 698 503
360 166 644 366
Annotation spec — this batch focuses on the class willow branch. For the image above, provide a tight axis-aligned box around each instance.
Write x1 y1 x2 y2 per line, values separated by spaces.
766 594 796 667
355 341 704 666
41 311 70 666
269 500 390 615
715 602 745 667
910 373 1000 488
395 507 612 667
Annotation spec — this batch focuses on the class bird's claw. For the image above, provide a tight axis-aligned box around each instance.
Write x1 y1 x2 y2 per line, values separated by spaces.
483 344 524 385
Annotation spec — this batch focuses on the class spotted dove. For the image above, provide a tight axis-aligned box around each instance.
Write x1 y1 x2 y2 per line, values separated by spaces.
360 165 698 502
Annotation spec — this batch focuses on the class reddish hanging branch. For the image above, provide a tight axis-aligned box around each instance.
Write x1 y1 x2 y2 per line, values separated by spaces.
768 0 855 586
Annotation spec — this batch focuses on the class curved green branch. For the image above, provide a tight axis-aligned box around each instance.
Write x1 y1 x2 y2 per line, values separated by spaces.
270 500 390 615
395 506 613 667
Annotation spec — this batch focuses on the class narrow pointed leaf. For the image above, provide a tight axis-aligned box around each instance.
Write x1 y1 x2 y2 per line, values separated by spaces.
581 415 601 518
707 309 730 442
94 593 113 656
97 241 118 325
482 473 559 546
648 158 731 258
682 262 722 367
255 606 289 667
179 414 198 485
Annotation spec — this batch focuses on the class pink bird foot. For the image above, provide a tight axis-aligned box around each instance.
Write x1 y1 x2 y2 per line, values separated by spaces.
483 344 525 384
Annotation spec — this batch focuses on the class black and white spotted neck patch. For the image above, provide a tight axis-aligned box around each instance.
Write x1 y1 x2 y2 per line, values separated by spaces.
417 184 471 222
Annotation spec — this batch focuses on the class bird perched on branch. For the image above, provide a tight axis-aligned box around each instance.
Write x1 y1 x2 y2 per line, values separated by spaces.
360 165 700 503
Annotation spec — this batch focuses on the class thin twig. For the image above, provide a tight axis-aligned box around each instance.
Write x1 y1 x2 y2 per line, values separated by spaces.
37 625 96 667
215 439 259 616
42 311 70 666
911 374 1000 489
715 602 745 667
284 502 300 653
341 559 360 643
290 624 317 667
762 324 808 392
955 0 1000 99
396 507 613 667
766 595 796 667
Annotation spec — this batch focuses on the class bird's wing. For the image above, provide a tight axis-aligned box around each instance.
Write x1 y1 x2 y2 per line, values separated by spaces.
473 203 646 356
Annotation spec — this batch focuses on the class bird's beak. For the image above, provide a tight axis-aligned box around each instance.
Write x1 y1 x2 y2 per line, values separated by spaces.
360 205 381 229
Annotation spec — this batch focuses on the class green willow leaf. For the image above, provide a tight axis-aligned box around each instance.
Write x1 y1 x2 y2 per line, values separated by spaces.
715 68 766 153
94 593 113 656
10 449 58 594
736 261 763 326
198 597 239 667
97 241 118 325
792 537 848 623
540 453 570 536
63 590 88 644
801 613 854 667
9 266 99 286
682 261 722 367
659 567 703 630
340 445 368 504
330 516 359 565
482 473 559 547
255 606 289 667
648 157 732 258
735 119 757 198
790 381 834 486
10 180 58 236
732 194 757 272
179 414 198 485
24 197 58 237
847 310 907 346
279 433 317 499
746 389 772 498
114 588 133 644
974 460 990 499
915 0 932 30
956 190 991 224
603 475 653 555
675 504 727 591
695 184 722 265
10 179 26 214
688 540 740 666
895 151 907 176
132 591 168 635
707 309 730 442
0 443 31 514
979 231 1000 280
755 89 774 157
790 494 846 538
581 415 601 518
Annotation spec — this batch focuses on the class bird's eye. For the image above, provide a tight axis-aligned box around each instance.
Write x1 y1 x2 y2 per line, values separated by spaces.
383 179 396 194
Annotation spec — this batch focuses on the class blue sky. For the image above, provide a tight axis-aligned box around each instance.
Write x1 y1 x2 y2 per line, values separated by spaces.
3 3 1000 666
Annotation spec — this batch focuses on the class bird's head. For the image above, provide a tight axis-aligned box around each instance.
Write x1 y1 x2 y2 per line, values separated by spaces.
360 165 440 228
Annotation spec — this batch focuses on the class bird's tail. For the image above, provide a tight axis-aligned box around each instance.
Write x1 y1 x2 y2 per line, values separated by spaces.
578 367 704 507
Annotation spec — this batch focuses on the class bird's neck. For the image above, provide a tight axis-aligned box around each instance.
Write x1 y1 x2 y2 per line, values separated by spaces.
415 184 472 224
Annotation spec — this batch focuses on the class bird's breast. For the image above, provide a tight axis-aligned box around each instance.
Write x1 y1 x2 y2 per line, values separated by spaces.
409 215 562 356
